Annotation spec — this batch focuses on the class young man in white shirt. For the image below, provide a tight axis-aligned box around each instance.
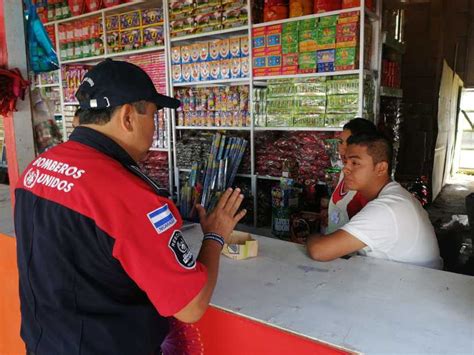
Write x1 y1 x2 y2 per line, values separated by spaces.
307 132 443 269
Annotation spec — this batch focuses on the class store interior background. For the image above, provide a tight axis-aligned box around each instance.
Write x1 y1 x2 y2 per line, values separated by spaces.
0 0 473 276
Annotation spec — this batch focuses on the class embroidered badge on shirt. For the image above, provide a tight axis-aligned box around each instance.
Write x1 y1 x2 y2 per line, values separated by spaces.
147 204 177 234
168 230 196 269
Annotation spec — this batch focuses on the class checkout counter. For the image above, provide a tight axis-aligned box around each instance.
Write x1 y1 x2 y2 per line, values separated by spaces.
183 224 474 354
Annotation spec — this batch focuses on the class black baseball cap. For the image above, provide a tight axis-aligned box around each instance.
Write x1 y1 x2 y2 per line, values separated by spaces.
75 59 180 110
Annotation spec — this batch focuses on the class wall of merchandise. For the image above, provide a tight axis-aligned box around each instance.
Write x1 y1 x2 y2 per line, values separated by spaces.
33 0 387 229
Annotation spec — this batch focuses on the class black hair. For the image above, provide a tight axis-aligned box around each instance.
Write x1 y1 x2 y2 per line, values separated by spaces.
347 132 393 173
343 118 377 136
76 100 148 125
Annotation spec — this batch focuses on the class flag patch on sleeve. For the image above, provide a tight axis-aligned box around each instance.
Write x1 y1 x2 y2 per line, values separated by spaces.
147 204 177 234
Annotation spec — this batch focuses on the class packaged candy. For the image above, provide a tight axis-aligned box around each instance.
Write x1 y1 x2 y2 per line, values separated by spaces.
230 58 241 78
171 46 182 65
120 29 141 51
172 65 183 83
240 36 249 56
241 56 250 77
219 39 230 59
229 36 241 58
141 8 163 26
191 63 201 82
209 40 220 61
199 41 210 62
106 15 119 31
210 61 220 80
181 45 191 64
142 26 164 47
182 64 192 82
220 59 231 79
190 43 201 63
120 10 141 30
200 62 210 80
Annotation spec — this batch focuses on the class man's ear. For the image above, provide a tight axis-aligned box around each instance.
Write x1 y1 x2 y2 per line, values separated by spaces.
375 161 389 176
116 104 134 132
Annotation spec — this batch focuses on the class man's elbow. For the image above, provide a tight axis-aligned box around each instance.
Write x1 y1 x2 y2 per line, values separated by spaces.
307 246 335 262
173 302 208 324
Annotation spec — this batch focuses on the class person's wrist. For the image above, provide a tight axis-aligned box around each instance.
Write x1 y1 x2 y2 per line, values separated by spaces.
203 232 225 248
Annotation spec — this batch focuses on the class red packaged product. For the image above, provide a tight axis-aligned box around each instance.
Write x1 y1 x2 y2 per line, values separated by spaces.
341 0 374 10
264 0 289 22
314 0 341 13
103 0 121 7
85 0 102 12
68 0 85 16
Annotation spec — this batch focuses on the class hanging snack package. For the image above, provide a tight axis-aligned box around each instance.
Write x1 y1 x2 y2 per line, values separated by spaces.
26 0 59 73
264 0 289 22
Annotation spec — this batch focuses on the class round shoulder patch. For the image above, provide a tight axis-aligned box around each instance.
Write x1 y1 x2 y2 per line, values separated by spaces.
168 230 196 269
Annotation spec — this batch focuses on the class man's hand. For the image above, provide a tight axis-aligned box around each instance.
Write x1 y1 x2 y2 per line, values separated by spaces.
196 188 247 242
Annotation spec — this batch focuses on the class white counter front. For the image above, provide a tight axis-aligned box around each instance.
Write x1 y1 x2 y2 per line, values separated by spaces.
183 224 474 354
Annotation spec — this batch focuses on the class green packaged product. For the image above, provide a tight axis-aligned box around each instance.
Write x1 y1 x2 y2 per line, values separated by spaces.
282 32 298 45
298 18 318 31
326 94 359 114
293 113 325 127
326 77 359 95
294 80 327 96
336 47 358 70
294 95 326 114
319 15 339 27
283 44 299 54
282 21 299 33
298 52 317 69
266 114 293 127
316 26 337 49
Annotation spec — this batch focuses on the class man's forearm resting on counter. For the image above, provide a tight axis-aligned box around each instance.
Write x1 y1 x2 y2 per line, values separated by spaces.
306 230 366 262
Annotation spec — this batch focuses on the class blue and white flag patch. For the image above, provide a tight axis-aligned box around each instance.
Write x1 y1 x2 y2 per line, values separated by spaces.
147 204 177 234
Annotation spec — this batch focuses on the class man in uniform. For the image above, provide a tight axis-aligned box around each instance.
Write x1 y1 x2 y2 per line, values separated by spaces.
15 59 246 354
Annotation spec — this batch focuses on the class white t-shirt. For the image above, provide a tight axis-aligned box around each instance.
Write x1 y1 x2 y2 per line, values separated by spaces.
341 182 443 269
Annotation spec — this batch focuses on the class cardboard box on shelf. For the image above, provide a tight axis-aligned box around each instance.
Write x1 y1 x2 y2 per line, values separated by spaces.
316 26 337 50
335 47 358 70
222 231 258 260
338 11 359 24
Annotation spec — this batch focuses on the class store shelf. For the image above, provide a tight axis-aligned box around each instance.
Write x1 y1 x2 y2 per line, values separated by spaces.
254 126 343 132
256 175 281 181
107 46 165 58
44 1 146 26
149 147 169 152
60 46 165 65
380 86 403 98
176 126 251 131
252 7 362 28
170 26 249 43
253 70 359 82
173 78 250 87
37 83 60 88
60 55 105 65
179 168 251 178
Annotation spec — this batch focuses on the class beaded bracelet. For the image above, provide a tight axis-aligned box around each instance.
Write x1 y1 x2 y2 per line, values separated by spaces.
203 233 225 248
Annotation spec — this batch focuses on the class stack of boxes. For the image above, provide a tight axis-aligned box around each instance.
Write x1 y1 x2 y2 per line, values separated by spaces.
58 17 103 61
106 8 164 54
171 35 249 83
252 25 283 77
252 11 372 77
169 0 248 38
